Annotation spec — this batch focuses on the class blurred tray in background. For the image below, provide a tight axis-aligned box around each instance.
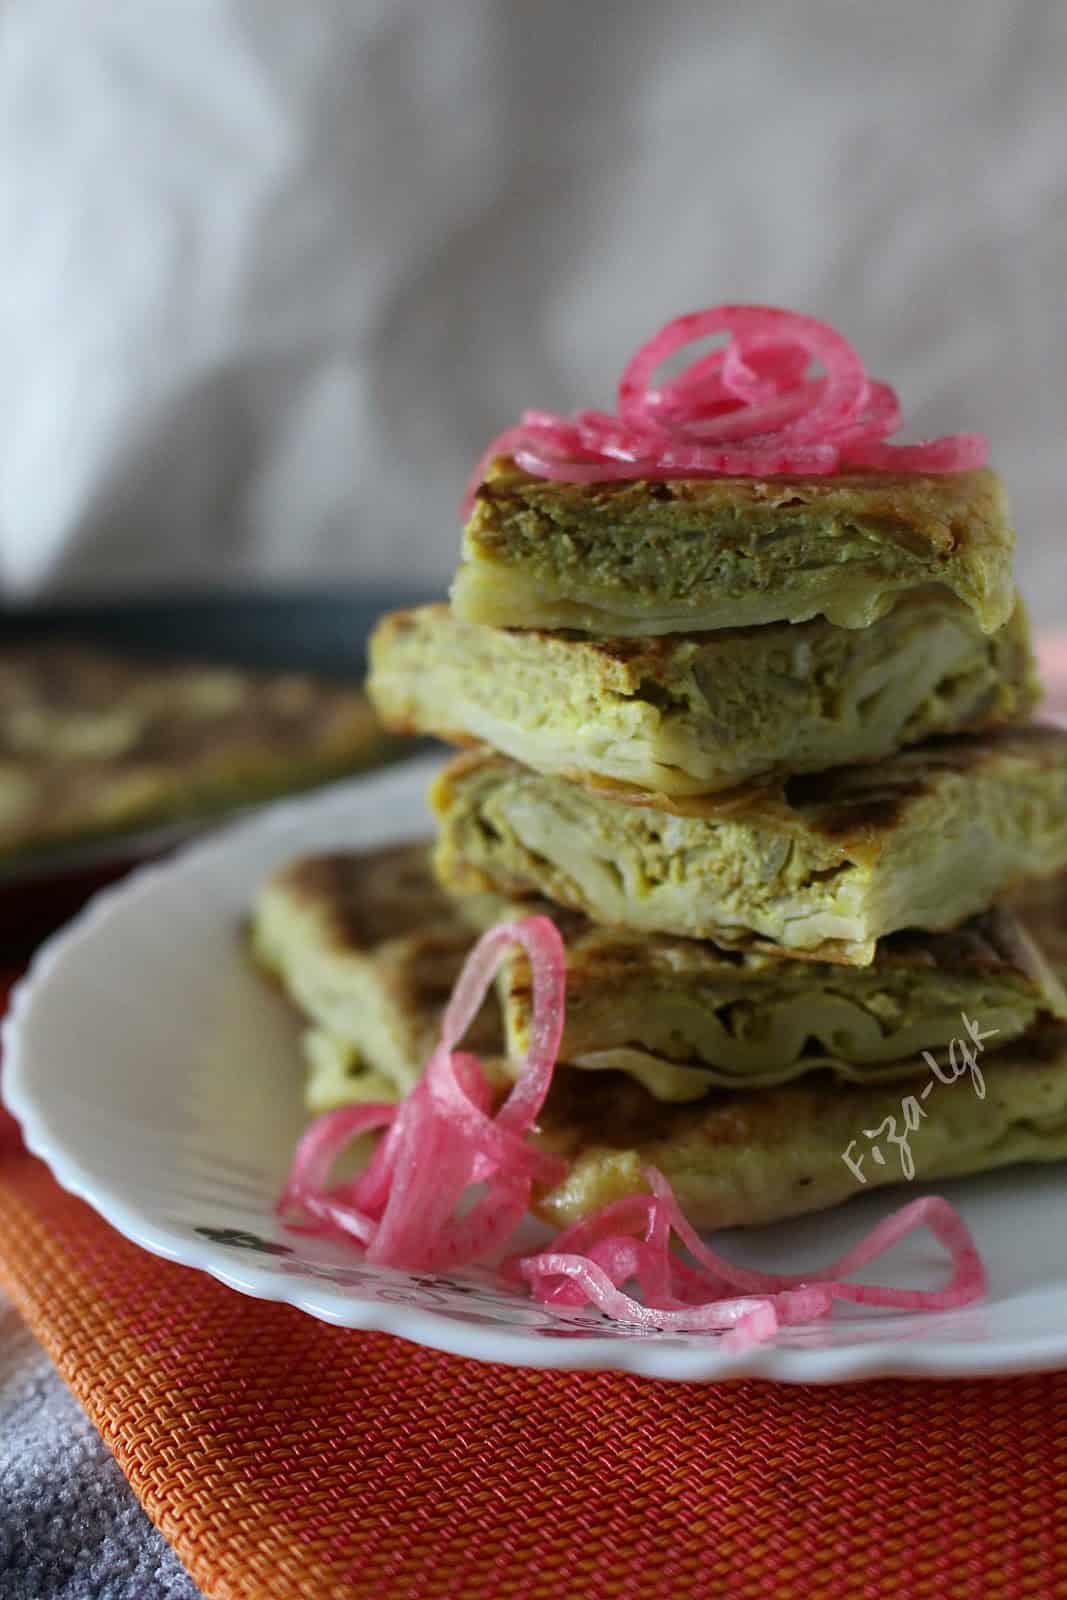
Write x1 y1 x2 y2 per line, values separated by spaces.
0 587 431 675
0 587 434 953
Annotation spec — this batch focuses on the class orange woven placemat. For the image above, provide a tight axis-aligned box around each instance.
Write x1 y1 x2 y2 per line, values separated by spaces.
4 1071 1067 1600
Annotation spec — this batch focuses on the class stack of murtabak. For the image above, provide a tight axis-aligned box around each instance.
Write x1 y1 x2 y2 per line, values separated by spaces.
253 459 1067 1235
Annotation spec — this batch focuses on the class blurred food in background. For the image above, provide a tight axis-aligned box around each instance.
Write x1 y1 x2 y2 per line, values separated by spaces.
0 639 400 878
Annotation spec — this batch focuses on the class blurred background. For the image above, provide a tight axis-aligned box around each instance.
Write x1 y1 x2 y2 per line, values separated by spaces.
0 0 1063 621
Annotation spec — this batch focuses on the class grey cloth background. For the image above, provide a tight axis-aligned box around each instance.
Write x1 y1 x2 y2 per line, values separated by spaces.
0 3 1065 1595
0 0 1065 618
0 1295 202 1599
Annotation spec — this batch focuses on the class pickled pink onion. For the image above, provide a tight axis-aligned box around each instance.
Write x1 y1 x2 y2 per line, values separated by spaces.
515 1173 985 1346
280 917 987 1347
279 916 568 1271
462 304 987 513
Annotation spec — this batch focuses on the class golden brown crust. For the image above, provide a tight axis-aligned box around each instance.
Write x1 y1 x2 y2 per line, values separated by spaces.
272 846 455 951
440 727 1067 850
500 905 1062 1006
477 458 1007 562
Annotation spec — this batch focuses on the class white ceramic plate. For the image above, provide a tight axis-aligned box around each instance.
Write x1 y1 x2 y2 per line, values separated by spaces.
6 756 1067 1383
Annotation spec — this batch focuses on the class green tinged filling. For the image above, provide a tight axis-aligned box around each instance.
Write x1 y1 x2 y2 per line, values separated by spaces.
369 595 1037 795
453 464 1014 632
506 968 1059 1097
432 738 1067 961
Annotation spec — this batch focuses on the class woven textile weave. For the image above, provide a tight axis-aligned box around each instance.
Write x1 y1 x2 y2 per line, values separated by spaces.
3 1082 1067 1600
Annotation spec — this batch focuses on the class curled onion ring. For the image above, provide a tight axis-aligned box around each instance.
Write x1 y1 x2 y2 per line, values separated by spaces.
462 304 987 513
279 916 568 1272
